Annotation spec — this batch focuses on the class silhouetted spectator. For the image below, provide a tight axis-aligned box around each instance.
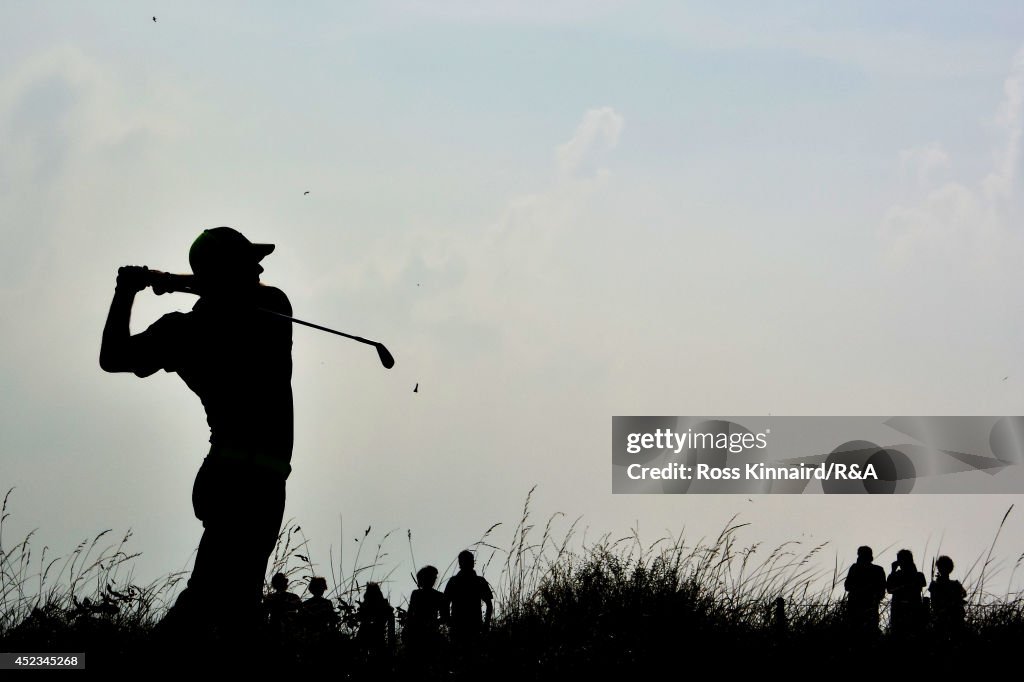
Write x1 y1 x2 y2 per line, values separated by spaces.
301 577 340 633
887 549 927 636
844 546 886 634
772 597 787 635
264 572 301 632
929 555 967 638
405 565 446 656
357 582 395 655
444 550 493 646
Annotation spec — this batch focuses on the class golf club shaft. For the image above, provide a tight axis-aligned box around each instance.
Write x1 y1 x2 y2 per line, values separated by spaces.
263 308 395 368
258 308 379 347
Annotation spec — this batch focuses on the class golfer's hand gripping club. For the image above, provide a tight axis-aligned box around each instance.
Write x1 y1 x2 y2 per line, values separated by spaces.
116 265 152 293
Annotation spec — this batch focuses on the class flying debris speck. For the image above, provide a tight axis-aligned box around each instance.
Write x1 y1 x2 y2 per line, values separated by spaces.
304 191 310 195
152 16 157 22
414 383 418 393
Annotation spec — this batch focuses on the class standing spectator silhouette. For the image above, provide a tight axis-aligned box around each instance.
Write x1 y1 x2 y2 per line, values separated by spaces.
357 582 396 656
301 577 340 633
886 549 927 637
101 227 293 647
444 550 493 647
771 597 787 635
929 555 967 639
843 546 886 635
405 565 446 658
264 572 301 632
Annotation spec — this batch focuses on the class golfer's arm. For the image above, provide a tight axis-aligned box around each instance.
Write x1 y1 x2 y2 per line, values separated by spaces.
99 288 140 372
484 597 493 623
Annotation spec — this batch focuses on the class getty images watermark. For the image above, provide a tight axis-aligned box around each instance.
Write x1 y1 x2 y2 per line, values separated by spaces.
612 417 1024 494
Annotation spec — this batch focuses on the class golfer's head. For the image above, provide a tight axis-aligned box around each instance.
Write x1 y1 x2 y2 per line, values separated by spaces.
458 550 474 570
189 226 274 292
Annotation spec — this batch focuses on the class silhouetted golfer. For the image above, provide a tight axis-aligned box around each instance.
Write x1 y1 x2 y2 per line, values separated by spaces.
929 555 967 638
444 550 493 646
100 227 293 644
844 545 886 635
405 565 446 655
886 549 927 637
264 572 301 632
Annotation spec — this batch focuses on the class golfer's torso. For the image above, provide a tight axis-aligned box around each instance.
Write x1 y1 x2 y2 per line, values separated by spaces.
175 288 294 468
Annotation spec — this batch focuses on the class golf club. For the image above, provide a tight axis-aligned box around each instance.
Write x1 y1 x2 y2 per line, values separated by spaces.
258 308 395 369
147 269 395 369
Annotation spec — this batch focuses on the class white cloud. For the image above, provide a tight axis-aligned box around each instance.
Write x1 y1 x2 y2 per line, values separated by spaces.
898 143 950 190
316 107 627 374
267 106 624 309
0 46 189 282
983 47 1024 202
0 46 183 184
880 47 1024 272
881 181 993 265
482 108 624 292
554 107 624 180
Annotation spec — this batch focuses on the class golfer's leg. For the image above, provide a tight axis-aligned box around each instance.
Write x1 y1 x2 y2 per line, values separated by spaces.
228 479 286 635
248 481 286 612
162 460 223 636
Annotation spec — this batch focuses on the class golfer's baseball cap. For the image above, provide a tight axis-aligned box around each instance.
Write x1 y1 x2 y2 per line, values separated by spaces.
189 227 275 276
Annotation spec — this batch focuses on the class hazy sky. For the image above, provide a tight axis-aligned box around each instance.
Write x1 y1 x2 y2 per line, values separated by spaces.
2 1 1023 604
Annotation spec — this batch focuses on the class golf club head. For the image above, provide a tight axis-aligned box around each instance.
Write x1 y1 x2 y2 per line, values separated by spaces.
375 343 395 369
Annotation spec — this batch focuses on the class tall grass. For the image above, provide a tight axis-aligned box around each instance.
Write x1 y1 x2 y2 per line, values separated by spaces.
0 488 187 634
486 485 844 642
2 484 1023 672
